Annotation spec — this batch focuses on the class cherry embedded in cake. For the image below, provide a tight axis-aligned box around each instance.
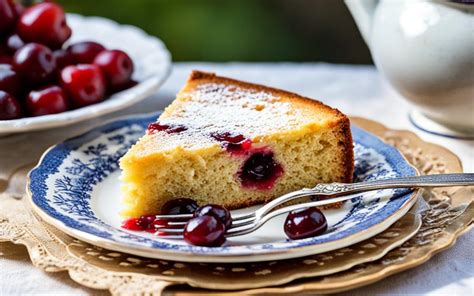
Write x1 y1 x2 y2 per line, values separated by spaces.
160 198 198 215
120 71 354 218
211 132 252 155
147 122 188 135
238 150 283 190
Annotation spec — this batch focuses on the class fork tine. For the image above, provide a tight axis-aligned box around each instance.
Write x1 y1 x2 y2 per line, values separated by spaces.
163 216 256 228
154 213 193 220
153 212 255 222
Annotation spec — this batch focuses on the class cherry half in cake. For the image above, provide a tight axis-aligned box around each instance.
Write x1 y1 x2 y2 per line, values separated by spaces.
147 122 188 134
211 132 252 155
239 150 283 190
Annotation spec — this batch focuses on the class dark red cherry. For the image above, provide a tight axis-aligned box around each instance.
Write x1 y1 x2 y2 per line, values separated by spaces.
0 54 11 64
161 198 198 215
184 216 226 247
17 3 71 49
53 49 74 70
67 41 105 64
194 204 232 230
284 207 328 240
0 0 16 36
239 151 283 190
121 218 142 231
0 64 20 96
147 122 188 134
26 85 69 116
112 79 138 92
60 64 106 108
13 1 24 16
13 43 56 85
0 90 21 120
93 49 134 91
211 132 252 154
0 45 12 64
6 34 24 53
137 214 156 230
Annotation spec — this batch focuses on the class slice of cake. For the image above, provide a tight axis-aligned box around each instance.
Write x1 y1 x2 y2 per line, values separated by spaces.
120 71 354 217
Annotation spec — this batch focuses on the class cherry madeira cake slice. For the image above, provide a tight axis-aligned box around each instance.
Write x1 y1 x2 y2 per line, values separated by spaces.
120 71 354 217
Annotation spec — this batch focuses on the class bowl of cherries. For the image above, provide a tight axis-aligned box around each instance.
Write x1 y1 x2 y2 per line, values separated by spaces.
0 0 171 134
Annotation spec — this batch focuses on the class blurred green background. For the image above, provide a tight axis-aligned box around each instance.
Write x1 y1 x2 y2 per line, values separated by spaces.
58 0 372 64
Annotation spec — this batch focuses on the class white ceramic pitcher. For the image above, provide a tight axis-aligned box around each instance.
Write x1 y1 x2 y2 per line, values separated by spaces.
345 0 474 132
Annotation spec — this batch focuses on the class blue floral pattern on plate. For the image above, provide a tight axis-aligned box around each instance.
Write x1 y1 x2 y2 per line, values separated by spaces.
28 113 418 261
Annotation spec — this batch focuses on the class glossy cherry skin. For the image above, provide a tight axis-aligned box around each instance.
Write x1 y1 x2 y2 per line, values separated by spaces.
13 43 56 85
60 64 106 108
161 198 198 215
26 85 69 116
53 49 74 70
0 64 20 97
93 49 134 90
0 0 16 36
67 41 105 64
184 216 226 247
0 90 21 120
6 34 24 53
17 3 71 49
194 204 232 230
284 207 327 240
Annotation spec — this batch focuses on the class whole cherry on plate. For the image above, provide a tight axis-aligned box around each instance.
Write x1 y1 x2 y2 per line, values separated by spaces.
60 64 106 108
67 41 106 64
0 64 20 96
284 207 327 240
0 90 22 120
93 49 134 91
26 85 69 116
194 204 232 230
0 0 16 36
184 215 226 247
17 2 71 49
13 43 56 85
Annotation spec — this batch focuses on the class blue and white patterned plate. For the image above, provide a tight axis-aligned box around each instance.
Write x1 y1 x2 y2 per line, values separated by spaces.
28 113 419 263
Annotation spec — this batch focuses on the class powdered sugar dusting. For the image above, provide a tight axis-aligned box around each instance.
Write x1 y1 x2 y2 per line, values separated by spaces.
146 83 320 151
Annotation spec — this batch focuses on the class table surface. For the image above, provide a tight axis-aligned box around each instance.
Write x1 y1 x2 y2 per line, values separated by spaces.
0 63 472 295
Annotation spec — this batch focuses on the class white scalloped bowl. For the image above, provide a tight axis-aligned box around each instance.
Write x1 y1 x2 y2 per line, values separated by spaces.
0 14 171 135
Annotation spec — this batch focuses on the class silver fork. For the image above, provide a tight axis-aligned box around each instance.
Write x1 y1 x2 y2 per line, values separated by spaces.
154 173 474 237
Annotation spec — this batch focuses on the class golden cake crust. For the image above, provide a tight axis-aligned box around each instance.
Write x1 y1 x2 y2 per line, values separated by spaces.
183 70 354 184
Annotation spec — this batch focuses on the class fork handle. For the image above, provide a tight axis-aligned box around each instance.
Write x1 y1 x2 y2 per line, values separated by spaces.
324 173 474 194
255 173 474 218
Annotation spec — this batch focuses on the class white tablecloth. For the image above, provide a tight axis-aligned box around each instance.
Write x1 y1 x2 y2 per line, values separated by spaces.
0 63 472 295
